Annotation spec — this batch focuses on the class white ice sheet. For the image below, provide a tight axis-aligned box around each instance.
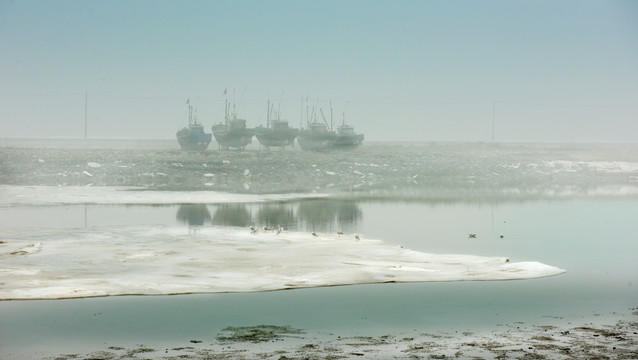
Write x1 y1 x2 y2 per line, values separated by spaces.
0 226 565 300
0 185 327 206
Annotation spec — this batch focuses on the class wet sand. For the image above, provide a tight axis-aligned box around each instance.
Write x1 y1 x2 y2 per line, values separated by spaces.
47 311 637 360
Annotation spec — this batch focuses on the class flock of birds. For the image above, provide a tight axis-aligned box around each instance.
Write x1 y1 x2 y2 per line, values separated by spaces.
249 225 361 240
468 233 505 239
250 225 284 234
249 226 501 241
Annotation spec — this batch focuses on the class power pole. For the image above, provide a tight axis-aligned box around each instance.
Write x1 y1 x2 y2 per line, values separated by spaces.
491 95 495 143
84 90 88 139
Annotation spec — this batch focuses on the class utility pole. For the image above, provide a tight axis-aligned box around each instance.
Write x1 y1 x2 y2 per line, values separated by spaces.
84 90 88 139
491 95 495 143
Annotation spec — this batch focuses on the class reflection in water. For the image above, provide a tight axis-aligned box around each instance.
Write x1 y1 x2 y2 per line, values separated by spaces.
297 199 361 233
256 203 296 229
176 204 212 227
211 203 252 227
174 200 362 233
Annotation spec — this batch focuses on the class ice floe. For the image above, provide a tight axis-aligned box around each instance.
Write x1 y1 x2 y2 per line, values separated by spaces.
0 185 328 206
0 226 565 300
543 160 638 174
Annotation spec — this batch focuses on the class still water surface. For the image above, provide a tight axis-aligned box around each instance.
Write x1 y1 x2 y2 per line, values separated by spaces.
1 198 636 357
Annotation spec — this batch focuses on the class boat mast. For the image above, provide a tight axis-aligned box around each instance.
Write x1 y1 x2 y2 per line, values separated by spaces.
319 108 330 129
224 99 229 125
330 102 333 131
232 88 237 121
306 96 310 129
267 98 271 129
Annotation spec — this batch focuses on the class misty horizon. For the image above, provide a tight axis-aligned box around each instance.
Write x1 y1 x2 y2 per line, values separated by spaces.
1 1 637 143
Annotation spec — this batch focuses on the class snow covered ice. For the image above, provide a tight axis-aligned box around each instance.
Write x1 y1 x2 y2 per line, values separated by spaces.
0 223 564 300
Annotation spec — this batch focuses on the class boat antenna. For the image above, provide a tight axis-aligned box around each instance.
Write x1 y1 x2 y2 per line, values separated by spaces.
186 98 192 125
223 88 229 124
345 101 350 125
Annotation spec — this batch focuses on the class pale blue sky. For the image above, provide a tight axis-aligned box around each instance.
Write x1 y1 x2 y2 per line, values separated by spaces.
1 0 637 142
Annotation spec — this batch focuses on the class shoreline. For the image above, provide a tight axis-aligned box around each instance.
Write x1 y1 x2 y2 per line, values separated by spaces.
18 310 638 360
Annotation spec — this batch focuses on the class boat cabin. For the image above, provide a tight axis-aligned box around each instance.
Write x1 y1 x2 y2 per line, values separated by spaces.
337 124 355 136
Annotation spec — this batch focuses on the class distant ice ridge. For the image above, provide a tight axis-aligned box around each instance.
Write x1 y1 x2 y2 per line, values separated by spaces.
0 185 328 206
542 160 638 174
0 226 565 300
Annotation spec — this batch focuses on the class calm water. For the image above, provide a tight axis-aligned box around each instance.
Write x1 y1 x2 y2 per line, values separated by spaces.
1 199 637 358
1 142 637 358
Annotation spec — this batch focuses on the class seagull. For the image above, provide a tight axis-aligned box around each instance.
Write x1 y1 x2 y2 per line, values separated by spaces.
468 233 477 239
312 232 318 237
355 234 361 240
250 226 257 234
336 231 343 237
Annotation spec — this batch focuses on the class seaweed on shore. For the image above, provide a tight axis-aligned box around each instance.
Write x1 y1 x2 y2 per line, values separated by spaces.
217 325 305 343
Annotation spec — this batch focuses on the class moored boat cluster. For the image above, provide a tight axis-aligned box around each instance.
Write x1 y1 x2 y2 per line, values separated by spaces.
177 99 364 151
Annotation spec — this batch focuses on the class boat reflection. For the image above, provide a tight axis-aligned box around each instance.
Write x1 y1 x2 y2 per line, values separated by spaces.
211 203 252 227
175 200 362 233
176 204 212 234
176 204 212 227
255 203 296 229
296 199 361 233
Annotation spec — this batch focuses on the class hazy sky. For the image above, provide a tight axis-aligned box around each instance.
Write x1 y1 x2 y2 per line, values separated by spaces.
1 0 637 142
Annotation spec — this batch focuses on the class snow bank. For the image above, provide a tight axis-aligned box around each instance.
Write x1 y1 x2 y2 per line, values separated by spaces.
0 227 565 300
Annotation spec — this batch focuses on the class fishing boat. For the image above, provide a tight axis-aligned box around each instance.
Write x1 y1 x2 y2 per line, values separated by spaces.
254 100 299 149
176 100 212 151
296 121 336 151
212 99 255 150
332 115 364 149
297 107 363 151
